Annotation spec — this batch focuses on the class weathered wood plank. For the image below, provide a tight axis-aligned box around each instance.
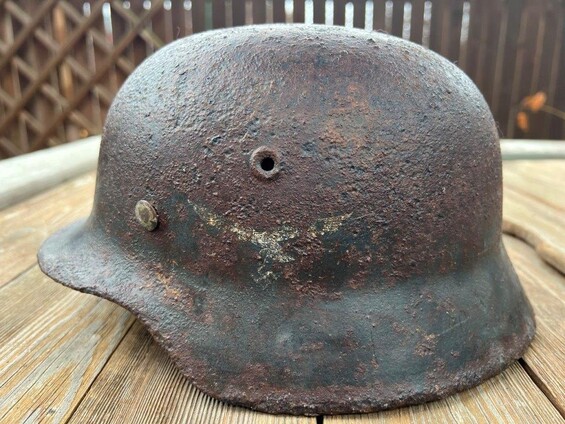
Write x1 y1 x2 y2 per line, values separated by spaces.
272 0 286 23
0 172 95 287
68 321 316 424
0 135 99 210
500 140 565 160
293 0 305 23
334 0 346 26
352 0 366 29
505 235 565 416
313 0 325 24
192 0 206 33
409 0 425 44
326 362 563 423
0 266 134 423
232 0 246 26
372 0 385 31
252 0 267 24
390 0 404 37
502 160 565 274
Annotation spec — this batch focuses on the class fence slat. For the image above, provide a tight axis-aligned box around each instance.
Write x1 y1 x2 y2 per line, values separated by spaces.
171 0 186 37
333 0 345 26
464 0 482 81
508 3 542 138
152 2 173 44
293 0 305 23
353 0 365 29
373 0 385 31
313 0 325 24
491 0 524 135
480 0 503 107
446 0 464 62
90 0 112 131
410 0 425 43
252 0 266 23
391 0 404 37
212 0 226 28
429 0 446 52
232 0 245 26
128 1 146 65
192 0 206 32
273 0 285 23
545 3 564 139
527 6 551 138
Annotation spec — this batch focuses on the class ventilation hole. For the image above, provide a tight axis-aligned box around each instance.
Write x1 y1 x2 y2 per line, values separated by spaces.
250 146 281 179
260 157 275 171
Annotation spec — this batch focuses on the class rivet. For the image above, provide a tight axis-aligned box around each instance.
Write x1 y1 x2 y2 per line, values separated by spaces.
135 200 158 231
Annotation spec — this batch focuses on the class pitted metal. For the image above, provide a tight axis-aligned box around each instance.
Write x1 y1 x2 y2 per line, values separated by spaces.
38 24 535 416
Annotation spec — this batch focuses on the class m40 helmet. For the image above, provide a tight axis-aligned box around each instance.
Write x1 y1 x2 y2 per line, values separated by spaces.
39 24 535 415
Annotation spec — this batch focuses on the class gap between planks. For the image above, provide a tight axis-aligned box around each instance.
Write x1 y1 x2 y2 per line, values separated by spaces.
502 160 565 275
0 266 135 423
504 235 565 418
68 321 316 424
0 171 96 287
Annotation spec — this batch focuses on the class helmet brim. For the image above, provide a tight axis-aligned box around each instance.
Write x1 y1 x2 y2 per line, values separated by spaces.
38 218 535 415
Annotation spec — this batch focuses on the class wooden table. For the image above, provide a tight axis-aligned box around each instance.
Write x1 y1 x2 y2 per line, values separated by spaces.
0 155 564 423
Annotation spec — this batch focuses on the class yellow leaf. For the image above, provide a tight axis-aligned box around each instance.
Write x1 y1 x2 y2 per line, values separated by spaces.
516 111 529 132
522 91 547 112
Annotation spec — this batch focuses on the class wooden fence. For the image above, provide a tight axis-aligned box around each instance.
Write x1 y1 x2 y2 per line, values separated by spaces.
0 0 564 158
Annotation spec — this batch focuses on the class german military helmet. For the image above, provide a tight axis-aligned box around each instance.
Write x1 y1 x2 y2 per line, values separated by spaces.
39 24 535 415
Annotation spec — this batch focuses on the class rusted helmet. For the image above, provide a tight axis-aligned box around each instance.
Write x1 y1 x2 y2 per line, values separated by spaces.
39 24 534 415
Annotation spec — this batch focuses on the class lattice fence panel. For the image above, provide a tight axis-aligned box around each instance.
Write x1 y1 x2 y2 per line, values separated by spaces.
0 0 564 158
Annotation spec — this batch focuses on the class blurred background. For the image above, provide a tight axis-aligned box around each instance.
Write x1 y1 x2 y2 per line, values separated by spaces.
0 0 564 158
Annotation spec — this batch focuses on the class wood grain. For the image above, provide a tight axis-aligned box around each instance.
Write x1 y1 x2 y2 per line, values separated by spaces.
69 321 316 424
0 132 98 210
500 140 565 160
0 171 95 287
505 235 565 416
503 160 565 274
0 266 134 423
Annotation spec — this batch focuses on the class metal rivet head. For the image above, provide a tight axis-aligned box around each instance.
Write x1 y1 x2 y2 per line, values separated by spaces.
135 200 158 231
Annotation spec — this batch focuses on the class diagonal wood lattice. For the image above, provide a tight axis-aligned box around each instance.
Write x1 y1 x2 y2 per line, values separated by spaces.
0 0 564 158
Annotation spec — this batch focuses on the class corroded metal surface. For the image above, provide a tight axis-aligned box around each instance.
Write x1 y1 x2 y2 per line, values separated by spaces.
38 25 535 415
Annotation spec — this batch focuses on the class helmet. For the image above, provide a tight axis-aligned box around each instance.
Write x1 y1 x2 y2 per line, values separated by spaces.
38 24 534 415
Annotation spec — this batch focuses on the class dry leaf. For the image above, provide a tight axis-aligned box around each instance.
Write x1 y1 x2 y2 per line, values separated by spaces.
522 91 547 112
516 111 529 132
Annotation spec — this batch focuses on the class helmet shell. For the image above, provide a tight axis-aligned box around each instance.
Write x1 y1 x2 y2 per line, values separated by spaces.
39 24 534 415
